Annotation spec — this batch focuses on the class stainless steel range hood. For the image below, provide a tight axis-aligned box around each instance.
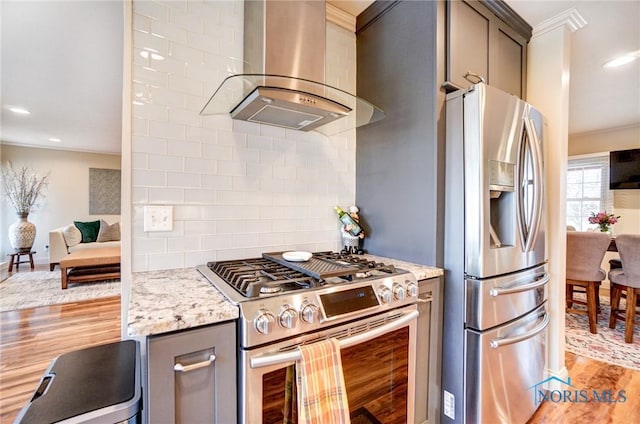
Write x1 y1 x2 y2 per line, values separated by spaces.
200 0 384 135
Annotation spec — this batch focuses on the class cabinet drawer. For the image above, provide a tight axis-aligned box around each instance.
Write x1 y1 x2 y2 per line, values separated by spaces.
148 322 236 424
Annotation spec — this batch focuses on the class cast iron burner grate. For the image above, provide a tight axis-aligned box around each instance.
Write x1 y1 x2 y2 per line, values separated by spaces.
207 258 322 298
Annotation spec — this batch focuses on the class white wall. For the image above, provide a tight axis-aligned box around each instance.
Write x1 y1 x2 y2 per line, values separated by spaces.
130 0 357 272
1 145 121 265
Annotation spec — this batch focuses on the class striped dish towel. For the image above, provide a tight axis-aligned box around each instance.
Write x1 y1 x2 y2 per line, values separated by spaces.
296 338 351 424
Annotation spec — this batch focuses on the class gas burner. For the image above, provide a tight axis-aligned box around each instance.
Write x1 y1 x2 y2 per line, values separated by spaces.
205 251 405 299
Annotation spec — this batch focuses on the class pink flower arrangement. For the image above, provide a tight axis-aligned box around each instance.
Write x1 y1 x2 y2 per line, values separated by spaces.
588 211 620 232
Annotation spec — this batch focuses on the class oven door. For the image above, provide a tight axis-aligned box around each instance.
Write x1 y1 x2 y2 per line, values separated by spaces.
240 306 417 424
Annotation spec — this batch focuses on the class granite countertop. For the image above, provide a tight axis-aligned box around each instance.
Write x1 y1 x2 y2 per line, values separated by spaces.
127 268 239 337
127 255 442 338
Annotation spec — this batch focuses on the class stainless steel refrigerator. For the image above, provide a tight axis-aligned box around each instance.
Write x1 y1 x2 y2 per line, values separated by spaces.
442 83 550 423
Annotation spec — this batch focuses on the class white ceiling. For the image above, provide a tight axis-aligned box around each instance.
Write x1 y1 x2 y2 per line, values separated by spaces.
0 1 123 155
1 1 638 155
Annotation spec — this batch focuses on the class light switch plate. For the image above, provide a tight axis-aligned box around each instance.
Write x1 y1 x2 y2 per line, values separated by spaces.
144 205 173 232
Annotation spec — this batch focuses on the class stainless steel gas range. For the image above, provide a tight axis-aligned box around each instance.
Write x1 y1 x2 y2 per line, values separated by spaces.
197 251 420 424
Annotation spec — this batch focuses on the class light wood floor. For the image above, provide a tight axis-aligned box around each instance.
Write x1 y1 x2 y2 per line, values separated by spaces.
1 268 639 423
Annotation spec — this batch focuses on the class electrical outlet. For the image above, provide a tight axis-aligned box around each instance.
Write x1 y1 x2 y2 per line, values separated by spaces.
144 205 173 232
444 390 455 420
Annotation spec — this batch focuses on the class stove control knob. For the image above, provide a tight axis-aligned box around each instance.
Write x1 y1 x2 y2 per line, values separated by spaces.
300 302 320 324
379 286 392 304
279 305 298 329
406 281 418 298
254 310 276 335
393 283 406 301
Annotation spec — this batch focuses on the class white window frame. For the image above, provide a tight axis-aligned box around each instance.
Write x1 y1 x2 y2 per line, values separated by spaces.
566 152 614 231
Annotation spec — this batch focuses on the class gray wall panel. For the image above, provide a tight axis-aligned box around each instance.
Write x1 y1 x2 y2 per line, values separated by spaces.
356 0 441 266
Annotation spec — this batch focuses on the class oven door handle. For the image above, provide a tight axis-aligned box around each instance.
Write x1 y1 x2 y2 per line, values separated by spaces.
250 309 419 369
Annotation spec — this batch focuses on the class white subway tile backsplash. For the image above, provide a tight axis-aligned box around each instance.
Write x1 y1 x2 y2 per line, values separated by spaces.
169 6 203 33
187 31 219 55
185 220 216 235
217 190 246 205
168 73 202 96
133 64 168 87
134 1 168 22
167 171 201 188
133 169 166 187
131 0 355 271
174 205 202 221
149 120 186 140
133 101 168 121
148 187 184 203
149 154 183 171
169 107 201 127
148 56 187 77
246 219 273 233
134 30 169 55
185 188 216 204
151 19 187 45
184 157 216 174
215 220 247 234
232 147 260 163
217 160 246 177
216 129 246 146
169 140 201 158
232 233 259 249
133 13 151 33
202 144 233 160
148 253 185 271
168 236 201 253
132 116 149 136
232 175 259 192
202 174 232 190
202 234 233 250
168 41 204 64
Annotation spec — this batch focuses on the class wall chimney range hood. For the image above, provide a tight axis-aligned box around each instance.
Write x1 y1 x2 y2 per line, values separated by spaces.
200 0 384 135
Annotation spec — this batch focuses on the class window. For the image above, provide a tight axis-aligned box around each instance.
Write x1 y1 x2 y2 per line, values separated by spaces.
566 154 613 231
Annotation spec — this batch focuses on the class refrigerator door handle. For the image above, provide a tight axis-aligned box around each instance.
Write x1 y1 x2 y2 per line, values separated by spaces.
489 273 550 297
489 312 549 349
517 113 544 253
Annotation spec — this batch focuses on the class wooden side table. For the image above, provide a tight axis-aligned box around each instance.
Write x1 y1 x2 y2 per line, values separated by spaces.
7 251 36 272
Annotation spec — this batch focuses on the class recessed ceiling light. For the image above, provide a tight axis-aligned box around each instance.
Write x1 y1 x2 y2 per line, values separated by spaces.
48 137 62 142
9 107 30 115
603 52 639 68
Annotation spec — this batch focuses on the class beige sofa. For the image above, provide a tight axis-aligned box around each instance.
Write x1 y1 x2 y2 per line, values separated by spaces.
49 221 120 270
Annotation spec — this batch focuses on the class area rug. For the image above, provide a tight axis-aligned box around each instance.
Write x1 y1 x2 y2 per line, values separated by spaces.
0 271 120 312
565 295 640 370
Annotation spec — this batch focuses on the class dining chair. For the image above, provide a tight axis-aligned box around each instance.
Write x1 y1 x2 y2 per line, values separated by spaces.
608 234 640 343
566 231 611 334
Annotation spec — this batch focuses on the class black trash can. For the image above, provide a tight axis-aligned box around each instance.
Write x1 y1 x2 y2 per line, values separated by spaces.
15 340 141 423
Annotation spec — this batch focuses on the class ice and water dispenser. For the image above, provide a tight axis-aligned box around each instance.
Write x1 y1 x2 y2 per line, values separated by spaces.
488 160 515 249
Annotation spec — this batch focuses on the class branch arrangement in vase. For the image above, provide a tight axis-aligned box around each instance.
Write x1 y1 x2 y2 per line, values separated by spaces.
1 163 50 214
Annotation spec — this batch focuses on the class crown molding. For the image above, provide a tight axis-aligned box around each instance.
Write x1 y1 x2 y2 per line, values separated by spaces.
327 3 356 32
532 8 587 39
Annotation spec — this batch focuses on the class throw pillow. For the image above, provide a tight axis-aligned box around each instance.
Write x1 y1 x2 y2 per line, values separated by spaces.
97 220 121 242
74 220 101 243
62 224 82 247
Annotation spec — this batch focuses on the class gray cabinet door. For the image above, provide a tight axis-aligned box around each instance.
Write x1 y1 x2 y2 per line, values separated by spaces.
491 23 526 97
446 0 529 98
448 0 490 90
148 322 236 424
